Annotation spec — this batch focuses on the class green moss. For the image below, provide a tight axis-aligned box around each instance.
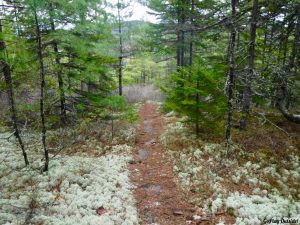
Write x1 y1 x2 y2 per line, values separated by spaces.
258 148 277 164
227 207 235 216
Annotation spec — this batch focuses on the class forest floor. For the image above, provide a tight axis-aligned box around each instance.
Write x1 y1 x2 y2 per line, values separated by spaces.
1 100 300 225
156 107 300 225
129 103 197 225
129 101 300 225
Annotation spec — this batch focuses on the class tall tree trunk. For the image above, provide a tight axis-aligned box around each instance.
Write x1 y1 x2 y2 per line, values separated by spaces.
0 21 5 51
287 6 300 71
34 10 49 172
177 31 185 67
49 4 66 125
67 52 73 90
117 0 123 96
236 30 240 51
189 0 199 134
239 0 259 130
282 19 294 67
296 50 300 74
195 79 200 135
189 0 194 66
225 0 237 143
262 28 267 66
176 0 186 68
13 3 21 37
0 19 29 166
277 4 300 124
176 32 181 68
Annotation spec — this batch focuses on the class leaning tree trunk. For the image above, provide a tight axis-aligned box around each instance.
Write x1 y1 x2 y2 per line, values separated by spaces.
239 0 259 130
49 4 66 125
277 105 300 123
34 10 49 172
0 19 29 166
1 62 30 166
277 4 300 124
225 0 237 143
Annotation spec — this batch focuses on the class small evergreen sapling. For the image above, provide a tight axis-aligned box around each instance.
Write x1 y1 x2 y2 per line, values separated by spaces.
162 57 227 135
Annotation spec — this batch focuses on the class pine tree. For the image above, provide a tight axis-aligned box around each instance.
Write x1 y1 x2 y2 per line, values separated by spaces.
239 0 259 130
225 0 237 144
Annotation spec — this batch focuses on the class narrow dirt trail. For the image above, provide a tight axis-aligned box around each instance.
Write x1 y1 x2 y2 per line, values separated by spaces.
129 103 195 225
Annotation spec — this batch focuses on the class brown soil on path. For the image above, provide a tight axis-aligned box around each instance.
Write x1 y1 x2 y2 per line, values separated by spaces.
129 103 196 225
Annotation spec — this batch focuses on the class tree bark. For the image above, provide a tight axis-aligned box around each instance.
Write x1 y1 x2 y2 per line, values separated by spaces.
1 62 30 165
196 79 200 135
177 32 185 67
277 104 300 123
0 20 5 51
287 5 300 71
0 19 29 166
117 0 123 96
34 10 49 172
239 0 259 130
189 0 194 66
189 0 199 134
282 19 294 67
225 0 237 143
262 28 267 66
13 2 21 37
176 0 186 68
49 4 66 125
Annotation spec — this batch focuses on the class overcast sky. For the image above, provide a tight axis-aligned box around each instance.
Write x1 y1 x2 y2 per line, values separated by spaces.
106 0 158 23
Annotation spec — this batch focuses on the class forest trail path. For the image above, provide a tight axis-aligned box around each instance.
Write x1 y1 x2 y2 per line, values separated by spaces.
129 103 195 225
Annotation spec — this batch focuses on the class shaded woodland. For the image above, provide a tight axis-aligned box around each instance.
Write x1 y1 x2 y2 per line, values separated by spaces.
1 0 300 224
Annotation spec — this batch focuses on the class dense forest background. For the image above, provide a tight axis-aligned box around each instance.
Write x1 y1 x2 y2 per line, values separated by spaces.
1 0 300 164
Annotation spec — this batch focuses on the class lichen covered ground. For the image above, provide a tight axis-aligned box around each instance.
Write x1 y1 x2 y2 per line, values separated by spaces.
1 103 300 225
0 132 138 225
160 113 300 224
